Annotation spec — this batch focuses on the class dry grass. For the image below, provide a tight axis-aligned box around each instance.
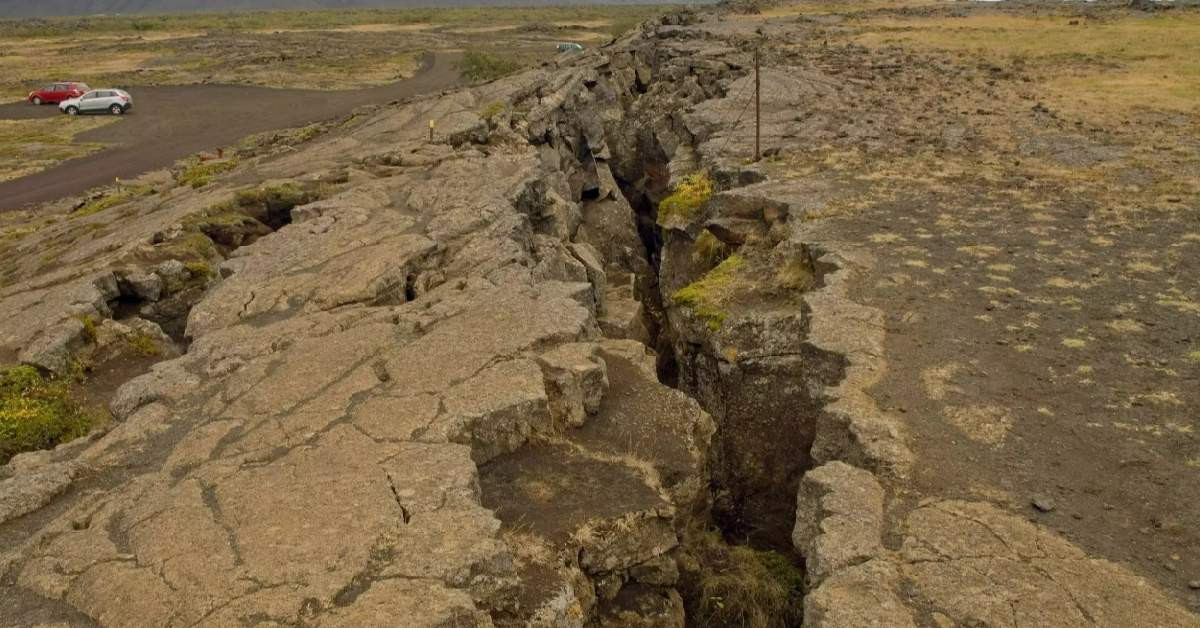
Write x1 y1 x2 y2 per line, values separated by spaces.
0 49 158 101
853 13 1200 117
727 0 938 20
73 183 155 217
679 525 805 628
0 117 116 182
0 5 667 100
191 50 422 91
693 229 729 266
500 528 557 567
0 6 665 39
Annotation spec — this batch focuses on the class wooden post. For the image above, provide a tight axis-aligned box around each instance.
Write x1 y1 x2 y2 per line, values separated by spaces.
754 45 761 162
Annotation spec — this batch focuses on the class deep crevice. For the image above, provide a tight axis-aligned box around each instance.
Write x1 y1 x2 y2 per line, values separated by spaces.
535 34 818 624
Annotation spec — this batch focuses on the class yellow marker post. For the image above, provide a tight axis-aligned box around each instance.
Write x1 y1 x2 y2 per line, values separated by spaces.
429 119 435 143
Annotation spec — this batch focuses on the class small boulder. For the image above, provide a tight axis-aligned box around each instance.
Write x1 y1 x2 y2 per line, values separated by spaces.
120 270 164 302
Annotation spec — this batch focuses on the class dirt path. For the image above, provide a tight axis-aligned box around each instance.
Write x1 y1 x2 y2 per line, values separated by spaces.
0 51 462 211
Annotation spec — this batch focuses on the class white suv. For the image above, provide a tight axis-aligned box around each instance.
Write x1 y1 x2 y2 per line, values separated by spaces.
60 89 133 116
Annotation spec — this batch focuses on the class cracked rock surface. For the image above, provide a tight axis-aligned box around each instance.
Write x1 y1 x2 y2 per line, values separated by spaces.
1 15 722 627
2 3 1199 627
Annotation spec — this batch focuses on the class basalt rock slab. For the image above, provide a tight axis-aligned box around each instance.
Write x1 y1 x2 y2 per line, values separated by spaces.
4 8 1198 628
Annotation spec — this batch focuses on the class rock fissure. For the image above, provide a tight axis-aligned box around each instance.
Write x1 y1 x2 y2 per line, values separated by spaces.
383 471 413 525
4 8 1198 628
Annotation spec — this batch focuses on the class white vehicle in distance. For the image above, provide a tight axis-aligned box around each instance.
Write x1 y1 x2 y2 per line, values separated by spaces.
59 89 133 116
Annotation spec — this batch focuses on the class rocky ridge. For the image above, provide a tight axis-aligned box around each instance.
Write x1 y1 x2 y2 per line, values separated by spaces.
1 7 1198 628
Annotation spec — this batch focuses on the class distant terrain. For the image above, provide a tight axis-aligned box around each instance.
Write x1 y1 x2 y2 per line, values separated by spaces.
0 4 667 185
1 0 689 19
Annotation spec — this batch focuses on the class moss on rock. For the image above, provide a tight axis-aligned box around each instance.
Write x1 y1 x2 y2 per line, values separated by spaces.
672 254 745 331
657 172 714 227
0 366 105 465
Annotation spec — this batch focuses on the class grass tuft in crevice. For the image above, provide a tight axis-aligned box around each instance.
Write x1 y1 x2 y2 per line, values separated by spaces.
672 254 745 331
693 228 729 267
679 525 805 628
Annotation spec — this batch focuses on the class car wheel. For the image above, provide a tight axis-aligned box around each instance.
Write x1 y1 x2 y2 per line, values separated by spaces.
31 97 42 105
65 106 78 116
110 104 123 115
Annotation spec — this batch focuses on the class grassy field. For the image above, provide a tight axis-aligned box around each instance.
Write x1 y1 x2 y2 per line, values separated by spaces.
730 0 1199 123
0 5 671 184
0 5 667 99
0 6 666 38
0 117 116 182
852 11 1200 118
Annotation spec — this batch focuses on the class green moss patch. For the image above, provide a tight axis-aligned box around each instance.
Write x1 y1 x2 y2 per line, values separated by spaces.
672 254 745 331
148 232 220 265
176 157 239 189
0 366 106 465
658 172 714 227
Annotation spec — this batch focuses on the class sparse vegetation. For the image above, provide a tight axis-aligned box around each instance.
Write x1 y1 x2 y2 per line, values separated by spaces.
0 2 670 108
480 101 507 121
184 260 212 278
853 12 1200 117
126 331 161 357
175 157 239 188
291 123 325 143
0 365 106 465
144 231 220 268
680 526 805 628
233 182 313 210
672 254 745 331
458 50 523 82
693 229 728 266
155 181 327 267
73 184 154 217
775 254 815 293
75 314 98 343
658 173 714 226
607 17 645 40
0 6 666 39
0 118 115 183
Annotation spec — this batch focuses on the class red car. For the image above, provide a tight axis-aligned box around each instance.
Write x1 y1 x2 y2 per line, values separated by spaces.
28 82 90 105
